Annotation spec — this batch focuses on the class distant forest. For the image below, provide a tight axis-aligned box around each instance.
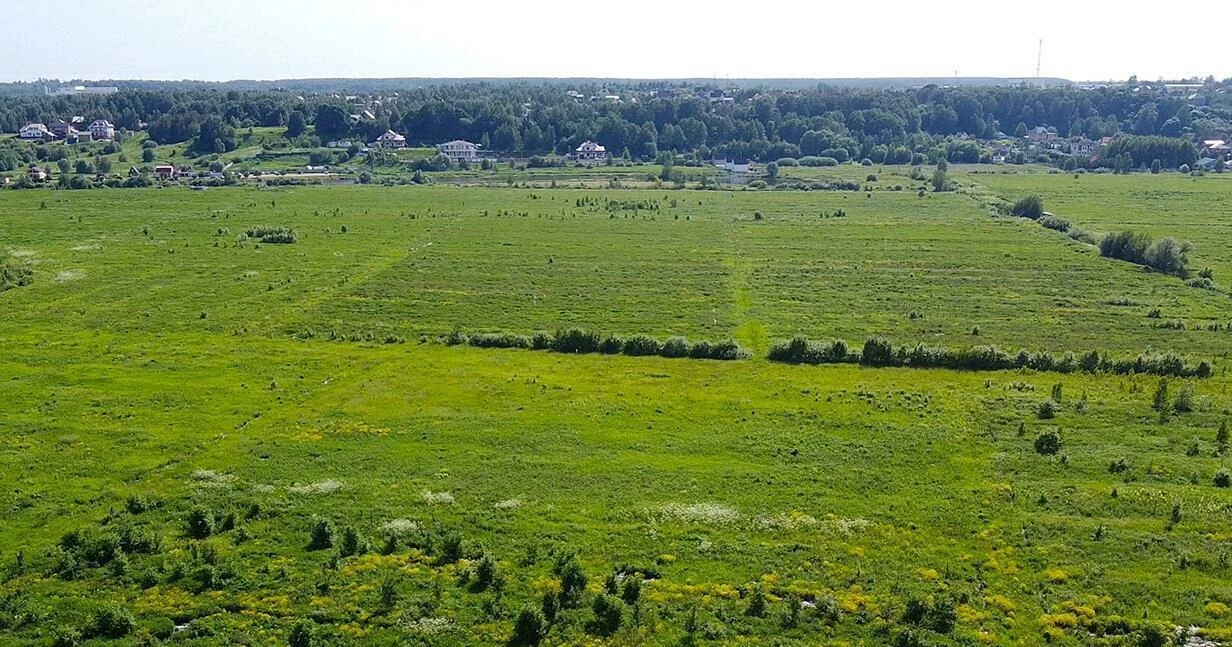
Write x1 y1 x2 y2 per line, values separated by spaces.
1 79 1229 167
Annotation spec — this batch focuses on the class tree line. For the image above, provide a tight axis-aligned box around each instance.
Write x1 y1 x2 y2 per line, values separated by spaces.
2 81 1231 163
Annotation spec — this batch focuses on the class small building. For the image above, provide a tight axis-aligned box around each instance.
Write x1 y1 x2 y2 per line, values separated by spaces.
326 139 353 149
714 158 753 174
1026 126 1058 145
154 165 176 179
27 166 48 181
88 119 115 141
50 119 77 139
128 166 141 178
574 141 607 161
436 139 480 163
372 130 407 149
67 131 93 145
19 123 50 140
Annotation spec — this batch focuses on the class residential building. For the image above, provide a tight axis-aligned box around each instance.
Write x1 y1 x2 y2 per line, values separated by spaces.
128 166 141 178
27 166 48 181
67 131 93 145
88 119 115 141
574 141 607 161
19 123 50 140
714 158 753 173
326 139 353 149
1068 139 1097 157
154 165 176 179
372 130 407 149
49 119 76 139
436 139 480 163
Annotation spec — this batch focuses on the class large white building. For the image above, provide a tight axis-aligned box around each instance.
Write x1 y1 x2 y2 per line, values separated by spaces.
574 141 607 161
436 139 480 163
372 130 407 149
88 119 115 141
19 123 50 140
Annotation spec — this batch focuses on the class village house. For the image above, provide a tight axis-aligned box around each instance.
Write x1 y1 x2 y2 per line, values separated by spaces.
1068 139 1098 157
67 131 93 145
1203 139 1229 158
1025 126 1058 147
19 123 51 140
128 166 141 178
436 139 480 163
88 119 115 141
574 141 607 161
713 158 754 173
154 165 176 179
49 119 77 139
372 130 407 149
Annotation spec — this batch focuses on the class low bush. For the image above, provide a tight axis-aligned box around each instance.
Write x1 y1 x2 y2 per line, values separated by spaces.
622 334 662 356
468 332 531 349
552 327 601 354
1010 195 1044 219
1039 215 1070 232
660 336 691 358
1 260 34 291
244 225 297 244
1034 429 1062 455
798 156 838 167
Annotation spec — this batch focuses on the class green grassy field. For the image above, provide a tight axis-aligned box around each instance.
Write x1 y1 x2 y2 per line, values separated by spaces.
2 180 1232 646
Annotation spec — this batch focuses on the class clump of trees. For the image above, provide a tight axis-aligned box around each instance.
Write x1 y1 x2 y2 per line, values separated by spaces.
1010 195 1044 219
1099 230 1193 277
766 335 1211 378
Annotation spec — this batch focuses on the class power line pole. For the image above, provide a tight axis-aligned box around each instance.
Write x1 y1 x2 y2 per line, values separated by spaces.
1036 39 1043 78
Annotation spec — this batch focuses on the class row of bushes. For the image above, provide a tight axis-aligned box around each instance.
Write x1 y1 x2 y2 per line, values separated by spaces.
449 328 750 361
244 225 298 244
768 335 1212 378
1099 230 1194 278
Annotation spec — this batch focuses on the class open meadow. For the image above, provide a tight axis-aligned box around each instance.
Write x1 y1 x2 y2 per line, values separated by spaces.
2 178 1232 646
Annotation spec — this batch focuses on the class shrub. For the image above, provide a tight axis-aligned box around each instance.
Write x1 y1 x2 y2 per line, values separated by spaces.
555 554 588 608
186 507 214 539
1172 384 1194 413
799 156 838 167
1 260 34 291
552 327 601 354
1010 195 1044 219
511 608 547 646
1144 237 1193 277
468 332 531 349
244 225 298 244
660 336 690 358
308 516 334 550
1212 468 1232 488
1068 227 1096 244
860 158 873 166
1109 458 1129 474
1037 399 1059 419
589 594 624 636
288 621 314 647
530 331 553 350
87 607 134 639
339 526 368 557
472 553 499 591
622 334 662 356
1039 215 1070 232
776 157 799 166
861 337 897 366
745 585 767 617
1034 429 1062 455
598 335 624 354
1100 230 1152 265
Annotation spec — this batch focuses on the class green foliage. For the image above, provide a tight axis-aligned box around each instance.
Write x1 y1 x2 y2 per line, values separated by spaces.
554 554 587 609
589 594 623 636
0 260 33 291
308 516 334 551
1034 429 1062 455
244 225 298 244
511 607 547 646
186 507 214 539
288 620 314 647
1010 195 1044 219
1214 468 1231 488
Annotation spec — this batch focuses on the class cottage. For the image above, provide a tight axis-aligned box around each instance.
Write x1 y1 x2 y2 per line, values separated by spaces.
50 119 76 139
574 141 607 161
372 130 407 149
154 165 176 179
19 123 50 140
436 139 480 163
88 119 115 141
1068 139 1097 157
128 166 141 178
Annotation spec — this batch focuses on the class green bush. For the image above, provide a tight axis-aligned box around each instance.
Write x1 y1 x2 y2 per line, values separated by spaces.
660 336 691 358
1215 468 1231 488
622 334 662 356
1010 195 1044 219
1037 400 1059 419
530 331 553 350
1 260 34 291
186 507 214 539
511 607 547 646
308 516 334 550
1034 429 1062 455
244 225 297 244
589 594 624 636
552 327 601 354
598 335 624 354
86 607 134 639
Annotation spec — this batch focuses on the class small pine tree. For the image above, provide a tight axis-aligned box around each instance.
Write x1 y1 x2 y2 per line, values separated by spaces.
1217 420 1229 452
1152 378 1169 412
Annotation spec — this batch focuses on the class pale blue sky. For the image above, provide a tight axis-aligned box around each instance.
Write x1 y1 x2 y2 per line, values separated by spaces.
4 0 1229 82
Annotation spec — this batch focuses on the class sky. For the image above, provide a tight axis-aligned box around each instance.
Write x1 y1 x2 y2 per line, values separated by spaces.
4 0 1230 83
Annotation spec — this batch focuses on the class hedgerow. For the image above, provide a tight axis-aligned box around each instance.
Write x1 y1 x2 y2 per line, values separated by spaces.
767 336 1211 378
444 328 750 361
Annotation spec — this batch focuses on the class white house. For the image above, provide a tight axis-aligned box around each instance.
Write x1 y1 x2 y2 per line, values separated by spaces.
714 158 753 174
19 123 50 140
326 139 353 149
1068 139 1097 157
88 119 115 141
436 139 480 163
372 130 407 149
575 141 607 161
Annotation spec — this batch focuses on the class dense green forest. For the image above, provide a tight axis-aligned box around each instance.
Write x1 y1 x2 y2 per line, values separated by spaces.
1 79 1229 166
